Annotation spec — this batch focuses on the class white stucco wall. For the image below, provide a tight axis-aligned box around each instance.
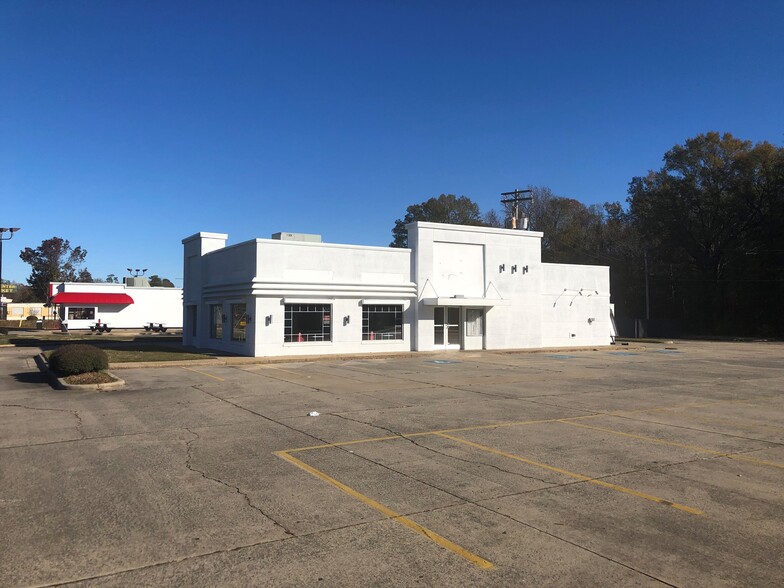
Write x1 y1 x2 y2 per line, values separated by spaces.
182 233 417 356
540 263 612 347
409 222 546 351
253 240 416 357
183 223 613 357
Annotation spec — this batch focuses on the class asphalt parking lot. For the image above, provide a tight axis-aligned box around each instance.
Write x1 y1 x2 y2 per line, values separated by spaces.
1 341 783 587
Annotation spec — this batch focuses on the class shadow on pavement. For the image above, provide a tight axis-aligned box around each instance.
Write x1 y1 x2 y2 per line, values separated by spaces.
11 371 51 385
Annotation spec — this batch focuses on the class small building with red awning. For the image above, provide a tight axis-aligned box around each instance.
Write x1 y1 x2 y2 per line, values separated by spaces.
50 279 182 330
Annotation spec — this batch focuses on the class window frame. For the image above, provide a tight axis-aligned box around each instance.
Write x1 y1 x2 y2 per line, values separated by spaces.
209 304 223 340
231 303 248 342
284 304 332 343
362 304 404 341
67 307 96 320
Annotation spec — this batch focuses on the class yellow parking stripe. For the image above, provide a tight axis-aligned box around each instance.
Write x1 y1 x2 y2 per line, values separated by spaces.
284 414 603 453
182 366 225 381
285 435 403 452
260 365 313 378
604 396 779 420
281 397 781 455
680 412 784 432
558 420 784 470
435 433 704 516
274 450 493 569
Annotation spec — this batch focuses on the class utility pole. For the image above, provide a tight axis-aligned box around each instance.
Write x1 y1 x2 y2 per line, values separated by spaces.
500 188 533 229
644 249 650 320
0 228 21 320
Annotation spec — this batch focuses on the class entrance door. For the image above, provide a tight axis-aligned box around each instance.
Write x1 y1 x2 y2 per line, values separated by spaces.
434 307 461 350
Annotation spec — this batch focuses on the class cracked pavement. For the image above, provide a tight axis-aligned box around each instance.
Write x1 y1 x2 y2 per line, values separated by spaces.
1 341 784 587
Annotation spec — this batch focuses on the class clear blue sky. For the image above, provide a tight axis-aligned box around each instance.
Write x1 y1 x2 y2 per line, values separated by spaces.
2 0 782 288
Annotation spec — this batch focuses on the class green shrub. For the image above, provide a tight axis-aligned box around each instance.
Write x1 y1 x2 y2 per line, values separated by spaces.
49 344 109 375
26 315 39 321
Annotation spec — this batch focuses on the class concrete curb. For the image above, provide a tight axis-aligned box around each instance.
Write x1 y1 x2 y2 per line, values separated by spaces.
107 344 648 370
55 372 126 391
35 353 126 391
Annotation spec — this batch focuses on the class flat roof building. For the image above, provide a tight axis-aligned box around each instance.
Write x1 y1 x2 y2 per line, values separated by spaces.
182 222 613 357
51 280 183 331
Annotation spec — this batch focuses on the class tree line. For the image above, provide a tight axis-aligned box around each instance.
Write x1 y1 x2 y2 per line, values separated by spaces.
391 132 784 337
10 131 780 336
11 237 175 303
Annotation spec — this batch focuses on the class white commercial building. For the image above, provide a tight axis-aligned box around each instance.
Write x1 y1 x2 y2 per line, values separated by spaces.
51 279 183 331
182 222 612 356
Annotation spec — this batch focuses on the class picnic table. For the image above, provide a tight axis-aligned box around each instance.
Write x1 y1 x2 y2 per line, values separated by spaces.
89 322 112 333
144 322 168 333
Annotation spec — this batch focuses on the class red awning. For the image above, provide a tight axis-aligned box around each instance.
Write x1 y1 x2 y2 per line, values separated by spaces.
52 293 134 305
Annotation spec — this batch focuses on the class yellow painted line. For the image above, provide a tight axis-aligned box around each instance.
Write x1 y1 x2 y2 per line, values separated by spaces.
630 403 784 432
682 412 784 432
727 454 784 469
642 399 754 414
181 366 225 381
604 396 780 420
287 434 405 452
425 414 600 436
435 433 704 516
635 393 783 416
274 450 493 569
281 396 782 455
284 414 603 453
603 399 748 419
260 365 312 378
559 420 784 470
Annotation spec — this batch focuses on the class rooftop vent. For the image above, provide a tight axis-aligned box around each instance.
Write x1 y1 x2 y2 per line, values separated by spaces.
124 277 150 288
271 232 322 243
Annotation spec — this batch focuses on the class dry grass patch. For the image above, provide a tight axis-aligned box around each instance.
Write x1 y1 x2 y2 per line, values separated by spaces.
64 371 118 385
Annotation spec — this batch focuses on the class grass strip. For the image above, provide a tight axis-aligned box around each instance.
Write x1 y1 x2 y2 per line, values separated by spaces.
104 347 211 363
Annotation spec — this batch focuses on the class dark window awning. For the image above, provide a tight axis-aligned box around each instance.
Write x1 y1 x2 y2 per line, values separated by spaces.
51 293 134 305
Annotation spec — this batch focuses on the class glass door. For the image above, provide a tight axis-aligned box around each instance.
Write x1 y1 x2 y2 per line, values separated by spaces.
434 307 461 350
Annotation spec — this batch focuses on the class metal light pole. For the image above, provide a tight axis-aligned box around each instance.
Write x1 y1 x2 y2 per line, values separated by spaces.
0 228 21 320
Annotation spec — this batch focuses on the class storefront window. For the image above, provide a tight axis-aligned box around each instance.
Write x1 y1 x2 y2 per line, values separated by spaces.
210 304 223 339
465 308 484 337
362 305 403 340
284 304 331 342
67 307 95 320
231 303 247 342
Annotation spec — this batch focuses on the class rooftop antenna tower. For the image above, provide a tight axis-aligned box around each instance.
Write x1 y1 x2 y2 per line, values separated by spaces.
500 188 533 230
